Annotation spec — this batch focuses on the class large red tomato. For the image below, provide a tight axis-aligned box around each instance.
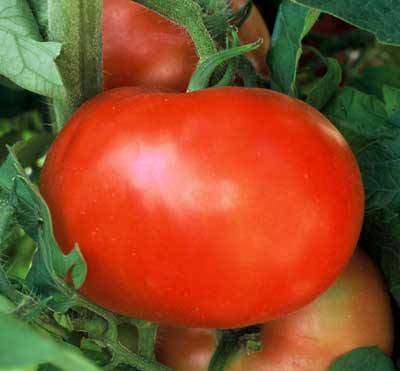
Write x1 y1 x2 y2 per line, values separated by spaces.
102 0 269 91
156 249 394 370
40 87 364 328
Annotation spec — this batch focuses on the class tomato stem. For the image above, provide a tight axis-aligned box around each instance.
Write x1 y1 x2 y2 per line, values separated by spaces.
106 340 173 371
188 38 262 91
133 0 217 60
137 322 159 359
208 330 241 371
117 316 159 359
77 296 168 370
208 326 260 371
48 0 103 131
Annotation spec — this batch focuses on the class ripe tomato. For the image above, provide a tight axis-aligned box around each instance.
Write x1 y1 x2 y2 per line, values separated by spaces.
102 0 269 91
40 87 364 328
156 249 394 371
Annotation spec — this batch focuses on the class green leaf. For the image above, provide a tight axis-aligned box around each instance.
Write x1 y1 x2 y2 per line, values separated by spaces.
383 85 400 127
381 232 400 304
292 0 400 45
306 56 342 110
27 0 49 36
352 65 400 100
0 149 86 311
328 347 396 371
0 0 65 99
360 207 400 308
323 87 389 146
0 313 100 370
63 244 87 290
0 192 16 245
0 0 42 39
323 87 400 213
323 87 400 307
0 150 33 205
14 175 85 307
268 0 319 96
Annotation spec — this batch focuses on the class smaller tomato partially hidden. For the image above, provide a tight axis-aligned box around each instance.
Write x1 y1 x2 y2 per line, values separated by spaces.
156 249 394 371
102 0 270 91
103 0 198 92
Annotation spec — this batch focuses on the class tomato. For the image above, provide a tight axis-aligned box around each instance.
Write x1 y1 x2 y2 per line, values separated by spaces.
40 87 364 328
103 0 197 92
102 0 270 91
156 249 394 371
157 327 216 371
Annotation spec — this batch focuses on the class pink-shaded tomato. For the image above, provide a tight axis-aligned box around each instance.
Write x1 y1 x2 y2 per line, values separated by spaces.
156 249 394 370
40 87 363 328
157 327 216 371
102 0 270 91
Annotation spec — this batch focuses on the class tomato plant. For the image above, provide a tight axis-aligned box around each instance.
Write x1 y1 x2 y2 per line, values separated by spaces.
40 86 364 328
1 0 399 370
103 0 270 91
156 249 394 370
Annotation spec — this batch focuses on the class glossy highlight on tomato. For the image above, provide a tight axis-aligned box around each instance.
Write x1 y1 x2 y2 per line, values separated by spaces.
156 250 394 371
40 87 364 328
102 0 270 91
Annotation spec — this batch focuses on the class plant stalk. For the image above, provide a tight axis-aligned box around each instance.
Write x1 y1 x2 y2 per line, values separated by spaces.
48 0 103 131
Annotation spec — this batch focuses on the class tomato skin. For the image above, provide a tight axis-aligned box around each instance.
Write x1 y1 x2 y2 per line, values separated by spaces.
156 250 394 371
157 327 216 371
40 87 364 328
102 0 270 91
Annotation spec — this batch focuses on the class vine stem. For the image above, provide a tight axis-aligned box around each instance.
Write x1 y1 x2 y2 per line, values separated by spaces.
106 339 172 371
208 326 261 371
120 316 159 359
133 0 217 60
48 0 103 131
76 296 170 371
